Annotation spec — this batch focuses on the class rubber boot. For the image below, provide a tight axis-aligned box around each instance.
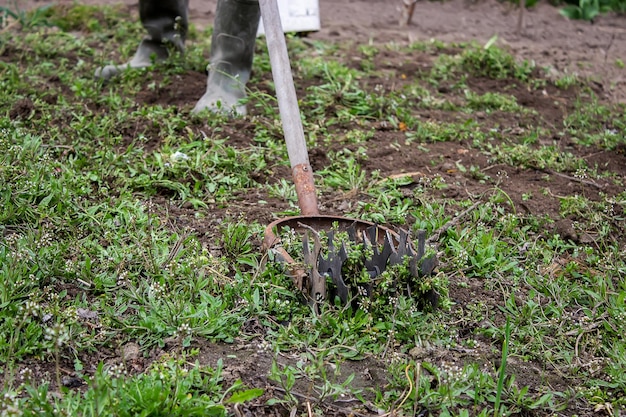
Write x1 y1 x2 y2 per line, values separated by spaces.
192 0 260 116
95 0 188 80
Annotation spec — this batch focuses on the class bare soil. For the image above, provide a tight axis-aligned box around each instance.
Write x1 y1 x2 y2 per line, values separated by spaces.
7 0 626 415
22 0 626 103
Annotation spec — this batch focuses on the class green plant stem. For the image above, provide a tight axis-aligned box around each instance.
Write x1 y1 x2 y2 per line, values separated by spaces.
55 345 64 399
494 318 511 416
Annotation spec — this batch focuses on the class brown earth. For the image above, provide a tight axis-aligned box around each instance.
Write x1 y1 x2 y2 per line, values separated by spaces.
21 0 626 103
6 0 626 416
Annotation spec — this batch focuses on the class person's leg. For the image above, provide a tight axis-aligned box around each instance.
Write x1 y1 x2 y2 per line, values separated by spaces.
192 0 260 116
95 0 188 80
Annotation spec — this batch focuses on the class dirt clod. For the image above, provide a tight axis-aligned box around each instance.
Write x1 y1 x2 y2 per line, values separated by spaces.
9 98 35 120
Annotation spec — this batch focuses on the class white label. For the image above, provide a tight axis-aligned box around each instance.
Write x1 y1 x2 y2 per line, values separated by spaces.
258 0 321 34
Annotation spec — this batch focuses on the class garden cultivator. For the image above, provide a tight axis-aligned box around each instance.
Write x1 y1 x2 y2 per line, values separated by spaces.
259 0 437 310
263 216 438 310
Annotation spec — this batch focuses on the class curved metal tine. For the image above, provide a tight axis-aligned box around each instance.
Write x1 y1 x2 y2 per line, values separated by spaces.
317 231 350 303
363 226 393 277
421 256 438 276
415 229 438 276
361 227 378 277
302 232 313 295
360 229 375 277
347 223 358 243
336 241 350 301
388 229 415 263
302 231 326 311
388 229 420 277
416 229 426 259
386 231 402 276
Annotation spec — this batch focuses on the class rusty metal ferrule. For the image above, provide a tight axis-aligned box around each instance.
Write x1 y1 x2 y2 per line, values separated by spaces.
292 162 319 216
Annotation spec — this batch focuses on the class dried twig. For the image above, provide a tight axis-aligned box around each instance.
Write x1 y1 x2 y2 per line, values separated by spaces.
161 231 190 268
380 363 416 417
75 277 92 288
375 171 427 185
272 386 370 417
426 199 483 245
543 169 605 190
562 313 608 365
481 163 507 173
563 313 608 337
233 403 244 417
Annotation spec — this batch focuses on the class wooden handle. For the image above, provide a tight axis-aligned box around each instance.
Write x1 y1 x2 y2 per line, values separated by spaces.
259 0 319 215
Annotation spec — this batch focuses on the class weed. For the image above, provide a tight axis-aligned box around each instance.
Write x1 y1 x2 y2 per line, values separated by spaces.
554 72 579 89
319 152 367 192
484 141 586 171
458 41 534 81
0 1 52 30
267 360 299 407
220 220 258 269
560 0 610 20
463 90 522 112
16 356 262 416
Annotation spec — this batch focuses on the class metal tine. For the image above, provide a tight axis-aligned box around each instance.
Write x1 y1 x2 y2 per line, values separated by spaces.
303 231 326 310
387 229 420 277
405 230 420 278
388 229 415 264
347 223 358 243
360 229 373 277
415 229 438 276
421 256 438 276
366 225 378 244
333 242 350 304
317 231 350 303
361 227 383 278
361 226 394 277
385 229 404 265
302 232 312 293
416 229 426 260
302 231 314 270
371 225 390 251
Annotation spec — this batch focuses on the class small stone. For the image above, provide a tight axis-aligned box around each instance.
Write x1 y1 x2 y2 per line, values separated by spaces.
440 162 455 172
77 308 98 320
554 219 578 242
122 342 141 361
62 376 83 388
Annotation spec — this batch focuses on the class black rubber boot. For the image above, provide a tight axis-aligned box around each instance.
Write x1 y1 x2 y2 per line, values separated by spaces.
192 0 260 116
95 0 188 80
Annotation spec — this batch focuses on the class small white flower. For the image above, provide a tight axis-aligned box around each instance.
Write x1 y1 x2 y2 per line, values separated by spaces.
44 323 70 348
173 323 192 339
149 282 165 297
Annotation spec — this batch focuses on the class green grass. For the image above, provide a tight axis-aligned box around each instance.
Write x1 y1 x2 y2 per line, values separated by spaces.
1 3 626 416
